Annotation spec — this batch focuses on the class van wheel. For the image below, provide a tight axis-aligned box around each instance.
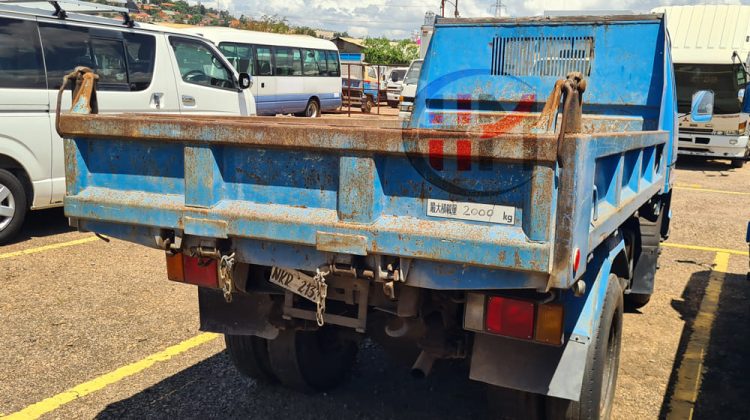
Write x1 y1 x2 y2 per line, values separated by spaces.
266 327 357 392
303 99 320 117
487 274 623 420
730 158 744 169
0 169 27 244
225 334 278 384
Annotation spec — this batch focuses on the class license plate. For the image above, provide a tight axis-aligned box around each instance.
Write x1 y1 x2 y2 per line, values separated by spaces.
426 199 515 225
269 267 320 302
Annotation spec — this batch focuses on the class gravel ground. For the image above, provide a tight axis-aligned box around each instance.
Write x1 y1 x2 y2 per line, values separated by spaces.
0 158 748 420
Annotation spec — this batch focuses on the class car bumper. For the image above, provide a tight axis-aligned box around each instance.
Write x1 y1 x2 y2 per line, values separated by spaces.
677 134 749 158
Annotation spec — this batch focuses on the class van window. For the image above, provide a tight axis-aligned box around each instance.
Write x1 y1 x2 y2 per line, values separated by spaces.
325 51 340 77
39 23 154 91
170 37 234 90
124 33 155 91
218 42 253 75
89 37 128 89
0 17 46 89
274 47 302 76
256 46 272 76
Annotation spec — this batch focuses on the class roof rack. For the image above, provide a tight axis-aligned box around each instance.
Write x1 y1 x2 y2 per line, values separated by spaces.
0 0 137 27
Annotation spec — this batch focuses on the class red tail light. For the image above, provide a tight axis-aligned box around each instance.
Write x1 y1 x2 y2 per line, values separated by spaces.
485 296 535 339
166 252 218 288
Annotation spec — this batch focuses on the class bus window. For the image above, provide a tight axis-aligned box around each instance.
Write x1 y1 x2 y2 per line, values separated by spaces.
303 49 320 76
313 50 328 76
219 42 253 75
325 51 340 77
274 47 302 76
256 46 273 76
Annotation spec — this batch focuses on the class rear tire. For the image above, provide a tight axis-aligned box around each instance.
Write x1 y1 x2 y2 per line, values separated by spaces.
730 158 745 169
225 334 278 384
361 96 374 113
0 169 27 245
303 99 320 117
267 327 357 392
488 274 623 420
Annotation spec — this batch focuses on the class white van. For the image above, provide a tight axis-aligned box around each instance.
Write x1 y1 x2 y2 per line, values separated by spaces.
0 1 255 244
180 26 342 117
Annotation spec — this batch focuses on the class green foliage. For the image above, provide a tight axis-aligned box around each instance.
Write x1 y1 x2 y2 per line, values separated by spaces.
363 37 419 65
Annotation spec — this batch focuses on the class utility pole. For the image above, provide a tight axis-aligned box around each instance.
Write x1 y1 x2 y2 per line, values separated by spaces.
440 0 459 18
491 0 506 17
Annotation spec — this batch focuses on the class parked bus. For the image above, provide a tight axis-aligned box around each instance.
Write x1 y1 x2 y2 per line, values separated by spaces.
181 27 342 117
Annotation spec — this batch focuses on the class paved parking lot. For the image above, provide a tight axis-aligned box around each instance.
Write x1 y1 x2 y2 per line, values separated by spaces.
1 155 748 420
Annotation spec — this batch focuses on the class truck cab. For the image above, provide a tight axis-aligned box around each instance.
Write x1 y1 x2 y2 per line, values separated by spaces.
655 5 750 168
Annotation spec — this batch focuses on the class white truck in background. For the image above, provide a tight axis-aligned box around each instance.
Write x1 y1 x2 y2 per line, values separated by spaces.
398 14 433 121
654 5 750 168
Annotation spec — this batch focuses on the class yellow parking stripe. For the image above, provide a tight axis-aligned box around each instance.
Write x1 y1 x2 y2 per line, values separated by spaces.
662 242 748 256
1 332 219 420
666 252 730 420
0 236 100 260
674 186 750 196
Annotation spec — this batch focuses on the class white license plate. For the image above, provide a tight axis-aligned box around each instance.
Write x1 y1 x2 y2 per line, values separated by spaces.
269 267 320 302
426 199 515 225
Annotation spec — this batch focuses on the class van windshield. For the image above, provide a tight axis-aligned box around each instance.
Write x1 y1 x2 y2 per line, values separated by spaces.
675 63 747 114
404 60 423 85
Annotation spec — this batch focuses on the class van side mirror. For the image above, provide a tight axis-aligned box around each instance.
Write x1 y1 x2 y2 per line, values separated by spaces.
691 90 714 123
238 72 252 90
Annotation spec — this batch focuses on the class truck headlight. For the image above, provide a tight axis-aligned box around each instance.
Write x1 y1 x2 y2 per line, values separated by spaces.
713 131 725 135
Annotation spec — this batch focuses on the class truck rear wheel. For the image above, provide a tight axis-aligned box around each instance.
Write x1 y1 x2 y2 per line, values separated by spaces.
225 334 278 384
266 327 357 392
362 96 374 113
488 274 623 420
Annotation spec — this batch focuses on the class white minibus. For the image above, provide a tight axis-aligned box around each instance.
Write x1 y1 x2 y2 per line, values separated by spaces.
181 27 342 117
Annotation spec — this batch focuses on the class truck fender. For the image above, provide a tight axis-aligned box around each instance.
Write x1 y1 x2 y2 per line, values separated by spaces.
469 235 624 401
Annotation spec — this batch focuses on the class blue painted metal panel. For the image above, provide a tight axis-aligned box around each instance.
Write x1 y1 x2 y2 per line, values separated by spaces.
61 14 676 292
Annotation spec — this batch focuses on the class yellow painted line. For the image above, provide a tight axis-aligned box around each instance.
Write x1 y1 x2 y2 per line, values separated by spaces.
675 183 704 189
0 236 100 260
2 332 219 420
662 242 748 256
674 186 750 196
666 252 730 420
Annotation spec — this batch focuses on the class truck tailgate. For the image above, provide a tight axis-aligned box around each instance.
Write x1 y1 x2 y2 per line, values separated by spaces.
61 114 560 274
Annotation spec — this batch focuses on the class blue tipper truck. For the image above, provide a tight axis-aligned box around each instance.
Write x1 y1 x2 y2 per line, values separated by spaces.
58 14 676 419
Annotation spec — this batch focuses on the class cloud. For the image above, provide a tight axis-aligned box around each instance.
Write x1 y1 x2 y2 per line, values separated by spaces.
215 0 745 38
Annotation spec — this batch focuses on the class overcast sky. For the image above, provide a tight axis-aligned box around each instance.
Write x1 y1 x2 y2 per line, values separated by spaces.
199 0 744 39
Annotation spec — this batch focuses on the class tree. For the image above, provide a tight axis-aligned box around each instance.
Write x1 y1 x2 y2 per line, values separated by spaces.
363 37 419 64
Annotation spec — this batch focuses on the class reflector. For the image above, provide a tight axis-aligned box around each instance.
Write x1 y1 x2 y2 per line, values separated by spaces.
535 303 564 345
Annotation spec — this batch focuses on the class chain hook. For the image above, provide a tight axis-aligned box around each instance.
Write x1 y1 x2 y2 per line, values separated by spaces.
313 266 330 327
219 252 236 303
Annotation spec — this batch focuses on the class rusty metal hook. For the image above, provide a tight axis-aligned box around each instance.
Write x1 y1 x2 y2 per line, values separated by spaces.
55 67 99 137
